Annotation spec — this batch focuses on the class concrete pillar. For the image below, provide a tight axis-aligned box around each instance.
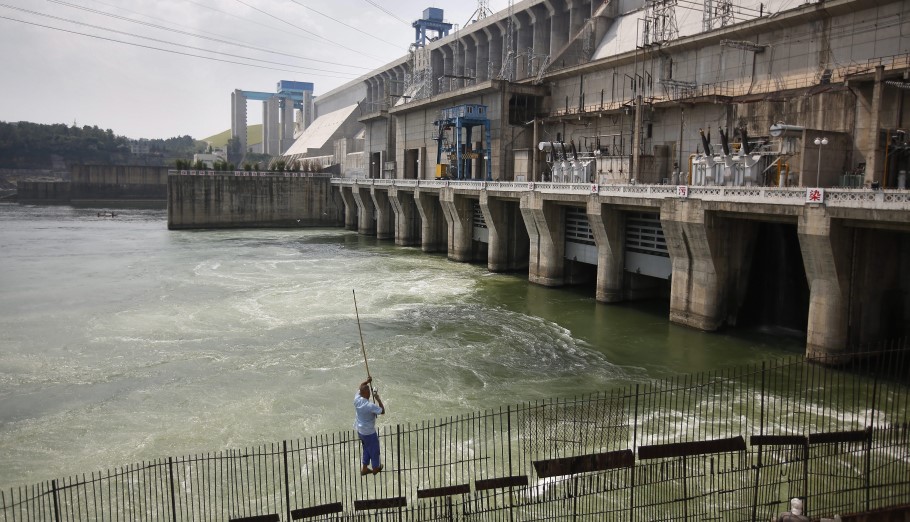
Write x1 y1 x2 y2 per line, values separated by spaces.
485 26 503 80
453 40 465 89
370 187 394 240
381 71 392 110
441 46 454 93
515 13 532 80
472 33 489 82
865 66 885 184
550 5 569 58
439 188 474 262
521 192 565 286
263 96 280 156
480 193 528 272
302 90 314 130
388 187 420 246
531 6 552 77
587 200 624 303
231 89 248 154
366 78 375 109
568 0 587 37
660 198 725 331
415 189 446 252
280 99 294 154
464 37 477 84
431 49 445 96
340 187 358 231
798 205 852 359
352 186 376 236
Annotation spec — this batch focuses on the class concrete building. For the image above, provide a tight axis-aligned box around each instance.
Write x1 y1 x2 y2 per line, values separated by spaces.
276 0 910 358
232 81 315 157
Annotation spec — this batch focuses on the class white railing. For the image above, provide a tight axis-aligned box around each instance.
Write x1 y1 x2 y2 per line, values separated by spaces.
332 178 910 210
169 170 331 178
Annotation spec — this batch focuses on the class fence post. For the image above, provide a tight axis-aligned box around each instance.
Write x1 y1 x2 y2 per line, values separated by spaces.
865 363 879 513
397 425 403 522
630 384 640 522
51 479 61 522
283 441 291 522
507 405 514 522
751 362 766 522
168 457 178 522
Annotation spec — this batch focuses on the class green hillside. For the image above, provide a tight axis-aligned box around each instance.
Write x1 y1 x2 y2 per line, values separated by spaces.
203 124 263 149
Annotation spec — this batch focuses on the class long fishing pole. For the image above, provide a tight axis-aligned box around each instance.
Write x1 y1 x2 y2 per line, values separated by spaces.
352 289 371 379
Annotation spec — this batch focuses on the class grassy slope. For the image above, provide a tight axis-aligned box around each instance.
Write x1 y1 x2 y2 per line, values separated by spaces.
203 124 263 148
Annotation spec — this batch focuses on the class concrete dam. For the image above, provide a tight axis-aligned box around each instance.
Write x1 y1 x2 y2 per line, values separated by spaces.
166 171 910 361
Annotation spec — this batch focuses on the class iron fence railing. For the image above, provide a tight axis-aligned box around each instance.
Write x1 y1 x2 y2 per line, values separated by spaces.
3 349 909 521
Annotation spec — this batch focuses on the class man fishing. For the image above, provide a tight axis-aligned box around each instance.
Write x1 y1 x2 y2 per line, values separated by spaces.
353 376 385 475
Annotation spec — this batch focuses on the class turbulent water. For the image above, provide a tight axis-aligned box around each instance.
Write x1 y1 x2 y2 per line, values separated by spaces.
0 204 803 488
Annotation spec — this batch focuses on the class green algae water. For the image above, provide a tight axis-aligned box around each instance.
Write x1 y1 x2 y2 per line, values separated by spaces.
0 204 803 488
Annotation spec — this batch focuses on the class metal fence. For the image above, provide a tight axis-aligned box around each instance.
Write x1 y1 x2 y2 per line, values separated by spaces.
3 350 909 521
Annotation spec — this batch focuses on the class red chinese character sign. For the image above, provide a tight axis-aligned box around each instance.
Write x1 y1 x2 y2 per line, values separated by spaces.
806 188 825 203
677 185 689 198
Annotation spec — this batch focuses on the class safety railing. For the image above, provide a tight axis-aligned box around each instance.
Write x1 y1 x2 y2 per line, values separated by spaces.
3 348 909 521
331 178 910 211
168 170 333 178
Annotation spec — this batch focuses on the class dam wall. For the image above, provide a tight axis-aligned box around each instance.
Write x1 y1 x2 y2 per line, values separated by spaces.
15 165 169 202
167 173 343 229
71 165 168 200
16 181 71 202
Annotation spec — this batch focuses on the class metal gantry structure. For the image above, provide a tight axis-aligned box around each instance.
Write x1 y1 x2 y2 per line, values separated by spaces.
433 104 493 180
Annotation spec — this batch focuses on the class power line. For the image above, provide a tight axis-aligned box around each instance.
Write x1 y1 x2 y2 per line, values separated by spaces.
361 0 411 25
0 14 358 78
96 0 325 49
287 0 401 49
85 0 305 47
232 0 386 62
0 4 360 77
45 0 371 70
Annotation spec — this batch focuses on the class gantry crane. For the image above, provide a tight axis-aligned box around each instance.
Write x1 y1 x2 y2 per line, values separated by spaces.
432 104 492 180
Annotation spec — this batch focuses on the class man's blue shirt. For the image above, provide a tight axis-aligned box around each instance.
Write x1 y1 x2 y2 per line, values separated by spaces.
354 394 383 435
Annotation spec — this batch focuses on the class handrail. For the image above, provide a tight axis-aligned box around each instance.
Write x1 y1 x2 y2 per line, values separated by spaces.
330 177 910 210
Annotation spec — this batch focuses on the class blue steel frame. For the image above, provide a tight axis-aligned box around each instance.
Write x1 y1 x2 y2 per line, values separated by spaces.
433 104 493 181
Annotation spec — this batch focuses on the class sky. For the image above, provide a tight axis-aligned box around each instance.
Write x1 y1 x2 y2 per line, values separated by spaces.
0 0 497 140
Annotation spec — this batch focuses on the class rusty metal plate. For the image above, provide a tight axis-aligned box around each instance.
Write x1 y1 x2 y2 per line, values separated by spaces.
474 475 529 491
291 502 343 519
533 449 635 478
417 484 471 498
638 436 746 460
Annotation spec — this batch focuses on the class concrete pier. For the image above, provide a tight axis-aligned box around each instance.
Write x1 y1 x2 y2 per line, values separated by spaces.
522 191 566 287
480 193 528 272
661 199 727 331
414 190 446 253
388 187 420 246
370 187 394 240
439 189 475 262
329 179 910 359
798 205 851 360
351 185 376 235
587 201 624 303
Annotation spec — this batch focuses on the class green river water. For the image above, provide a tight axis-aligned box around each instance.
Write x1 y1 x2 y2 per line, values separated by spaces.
0 204 804 488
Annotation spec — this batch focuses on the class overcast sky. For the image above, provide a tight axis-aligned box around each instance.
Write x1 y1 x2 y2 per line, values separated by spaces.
0 1 496 140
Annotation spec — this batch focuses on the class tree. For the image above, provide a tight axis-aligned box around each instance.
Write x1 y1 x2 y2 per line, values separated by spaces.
226 137 243 165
